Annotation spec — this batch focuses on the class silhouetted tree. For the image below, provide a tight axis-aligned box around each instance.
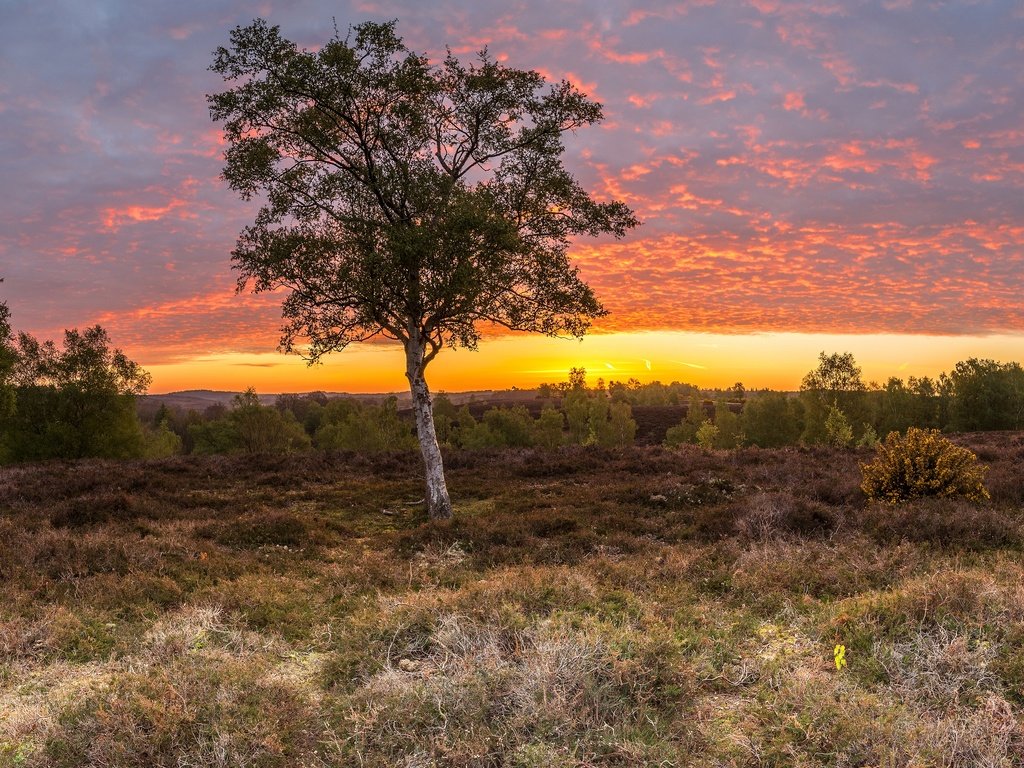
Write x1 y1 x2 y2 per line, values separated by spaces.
4 326 151 460
0 297 15 421
209 19 637 518
801 352 865 396
946 358 1024 431
567 367 588 392
800 351 867 444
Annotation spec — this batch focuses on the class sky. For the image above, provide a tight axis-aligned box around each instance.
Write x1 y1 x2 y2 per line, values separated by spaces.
2 0 1023 393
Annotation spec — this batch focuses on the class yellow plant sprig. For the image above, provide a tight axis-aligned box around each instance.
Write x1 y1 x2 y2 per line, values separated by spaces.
834 644 847 671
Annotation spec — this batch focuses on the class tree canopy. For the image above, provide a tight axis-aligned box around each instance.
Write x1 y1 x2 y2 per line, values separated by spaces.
208 19 637 363
800 351 865 398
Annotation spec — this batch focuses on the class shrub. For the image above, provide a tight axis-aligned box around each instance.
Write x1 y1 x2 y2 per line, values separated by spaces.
734 491 839 540
199 510 311 549
231 390 311 453
824 406 853 448
315 396 415 452
482 405 536 448
590 400 637 448
192 389 312 455
43 658 319 767
856 423 878 449
532 405 565 449
50 491 138 528
695 421 718 450
2 325 152 462
143 418 183 458
663 393 706 447
563 390 590 444
663 422 694 448
712 398 742 448
860 428 989 503
459 406 538 449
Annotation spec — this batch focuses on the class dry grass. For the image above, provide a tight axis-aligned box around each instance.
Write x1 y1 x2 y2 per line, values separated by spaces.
1 437 1023 766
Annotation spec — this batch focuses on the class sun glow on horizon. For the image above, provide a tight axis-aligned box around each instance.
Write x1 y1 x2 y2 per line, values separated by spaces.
141 331 1024 395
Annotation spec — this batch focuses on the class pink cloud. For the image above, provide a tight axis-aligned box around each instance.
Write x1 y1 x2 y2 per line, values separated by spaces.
101 200 191 231
783 91 805 111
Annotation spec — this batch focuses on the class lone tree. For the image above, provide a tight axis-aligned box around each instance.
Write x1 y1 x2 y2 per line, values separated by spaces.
209 19 638 519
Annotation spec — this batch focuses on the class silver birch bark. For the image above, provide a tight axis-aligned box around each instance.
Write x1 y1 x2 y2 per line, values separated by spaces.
404 340 452 520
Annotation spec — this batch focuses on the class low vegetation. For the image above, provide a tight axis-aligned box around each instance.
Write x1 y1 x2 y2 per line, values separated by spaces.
2 432 1023 765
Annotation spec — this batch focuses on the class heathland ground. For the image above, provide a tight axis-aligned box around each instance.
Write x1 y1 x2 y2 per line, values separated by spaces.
2 434 1023 766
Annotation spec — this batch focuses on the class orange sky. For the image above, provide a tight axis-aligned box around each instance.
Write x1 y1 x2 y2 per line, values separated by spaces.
143 331 1024 394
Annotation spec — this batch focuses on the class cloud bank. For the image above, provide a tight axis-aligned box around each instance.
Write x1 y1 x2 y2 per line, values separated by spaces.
2 0 1022 363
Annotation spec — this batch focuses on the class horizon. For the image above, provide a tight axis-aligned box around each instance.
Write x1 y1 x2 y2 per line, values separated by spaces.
3 1 1023 392
143 329 1024 395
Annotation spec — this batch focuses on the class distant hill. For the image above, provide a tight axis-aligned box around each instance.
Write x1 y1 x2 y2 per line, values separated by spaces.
139 388 541 414
140 390 275 412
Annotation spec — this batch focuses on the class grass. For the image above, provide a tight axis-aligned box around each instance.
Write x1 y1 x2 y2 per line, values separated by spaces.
1 435 1023 766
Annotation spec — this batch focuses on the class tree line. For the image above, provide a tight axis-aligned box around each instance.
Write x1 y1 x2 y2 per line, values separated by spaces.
144 354 1024 456
662 352 1024 450
151 384 637 457
2 312 1021 464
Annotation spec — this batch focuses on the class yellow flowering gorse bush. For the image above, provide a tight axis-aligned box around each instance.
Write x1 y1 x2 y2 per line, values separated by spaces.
860 427 989 504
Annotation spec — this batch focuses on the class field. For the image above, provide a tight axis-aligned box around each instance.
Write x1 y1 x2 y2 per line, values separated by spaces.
2 435 1024 766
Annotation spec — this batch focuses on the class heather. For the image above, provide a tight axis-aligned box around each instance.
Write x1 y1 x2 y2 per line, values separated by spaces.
2 433 1023 766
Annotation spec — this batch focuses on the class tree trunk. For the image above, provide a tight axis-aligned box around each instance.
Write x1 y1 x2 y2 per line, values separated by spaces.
405 342 452 520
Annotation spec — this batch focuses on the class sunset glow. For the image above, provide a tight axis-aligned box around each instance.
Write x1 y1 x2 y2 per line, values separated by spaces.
143 332 1024 395
3 1 1023 393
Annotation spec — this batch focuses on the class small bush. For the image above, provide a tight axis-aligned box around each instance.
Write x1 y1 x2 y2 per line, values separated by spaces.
734 491 839 540
824 406 853 448
985 458 1024 505
860 428 989 503
856 423 878 449
43 658 318 767
695 421 718 450
50 491 137 528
